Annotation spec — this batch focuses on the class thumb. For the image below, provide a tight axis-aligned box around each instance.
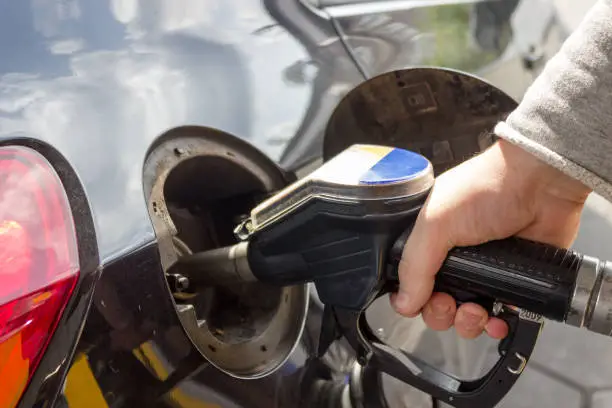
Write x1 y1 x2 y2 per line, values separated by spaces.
392 210 452 317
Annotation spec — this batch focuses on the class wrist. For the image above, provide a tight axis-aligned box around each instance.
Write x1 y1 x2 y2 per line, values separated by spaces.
496 139 592 203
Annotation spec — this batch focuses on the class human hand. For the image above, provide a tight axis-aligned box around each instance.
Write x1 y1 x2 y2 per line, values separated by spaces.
391 139 592 339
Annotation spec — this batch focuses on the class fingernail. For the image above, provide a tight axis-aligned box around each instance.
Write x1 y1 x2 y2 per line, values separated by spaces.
431 302 451 318
462 312 484 329
393 292 410 312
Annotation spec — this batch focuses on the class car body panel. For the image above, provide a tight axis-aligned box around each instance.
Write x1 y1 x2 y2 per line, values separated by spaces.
0 0 363 262
1 1 361 407
325 0 562 100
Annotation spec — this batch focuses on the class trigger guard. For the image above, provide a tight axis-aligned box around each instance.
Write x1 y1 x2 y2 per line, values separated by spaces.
348 308 542 408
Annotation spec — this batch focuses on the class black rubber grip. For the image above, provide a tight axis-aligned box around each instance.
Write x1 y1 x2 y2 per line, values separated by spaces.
389 233 583 321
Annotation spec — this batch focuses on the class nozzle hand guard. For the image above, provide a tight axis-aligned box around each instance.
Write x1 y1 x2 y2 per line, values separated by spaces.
317 268 544 408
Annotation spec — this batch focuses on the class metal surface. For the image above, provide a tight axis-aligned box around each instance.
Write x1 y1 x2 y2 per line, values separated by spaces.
507 353 527 375
175 285 309 379
326 0 563 100
324 0 495 18
493 302 504 316
167 273 191 293
171 242 257 287
0 0 362 263
233 242 255 283
323 68 517 175
567 256 603 328
586 262 612 336
350 362 366 408
564 256 612 336
142 128 311 380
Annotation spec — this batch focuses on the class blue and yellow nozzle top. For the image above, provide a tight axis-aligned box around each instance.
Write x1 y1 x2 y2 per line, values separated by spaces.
311 144 432 186
244 144 433 236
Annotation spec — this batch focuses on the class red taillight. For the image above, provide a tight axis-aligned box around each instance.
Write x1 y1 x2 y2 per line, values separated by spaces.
0 146 79 408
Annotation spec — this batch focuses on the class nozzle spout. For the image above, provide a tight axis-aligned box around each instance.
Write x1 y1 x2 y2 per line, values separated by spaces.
168 241 255 288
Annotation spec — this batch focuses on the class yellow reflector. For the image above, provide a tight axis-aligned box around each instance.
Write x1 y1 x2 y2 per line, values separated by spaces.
64 353 108 408
0 333 29 408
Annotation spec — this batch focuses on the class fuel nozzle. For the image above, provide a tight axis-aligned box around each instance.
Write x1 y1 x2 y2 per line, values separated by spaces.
566 256 612 335
166 143 612 408
167 241 255 289
170 238 612 339
168 144 612 339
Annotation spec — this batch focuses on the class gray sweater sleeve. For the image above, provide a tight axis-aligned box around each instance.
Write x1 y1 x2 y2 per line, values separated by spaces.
494 0 612 201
